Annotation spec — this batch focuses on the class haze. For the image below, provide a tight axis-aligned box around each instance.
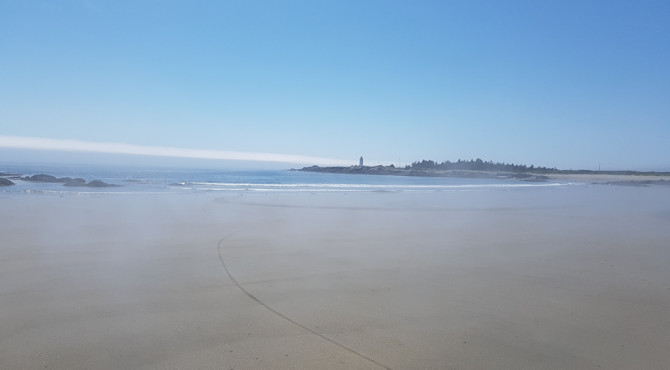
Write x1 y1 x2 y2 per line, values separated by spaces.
2 2 670 369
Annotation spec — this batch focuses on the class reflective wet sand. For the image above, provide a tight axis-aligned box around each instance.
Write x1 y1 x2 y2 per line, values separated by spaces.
2 186 669 369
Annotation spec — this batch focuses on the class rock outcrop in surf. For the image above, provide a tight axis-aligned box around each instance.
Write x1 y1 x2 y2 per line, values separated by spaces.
22 174 119 187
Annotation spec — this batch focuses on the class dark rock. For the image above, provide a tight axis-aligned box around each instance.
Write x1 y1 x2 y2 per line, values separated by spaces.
62 179 118 187
21 173 120 187
0 178 14 186
86 180 118 188
63 178 88 187
24 174 61 182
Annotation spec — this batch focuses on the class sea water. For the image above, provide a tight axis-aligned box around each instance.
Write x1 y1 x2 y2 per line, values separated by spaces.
0 163 576 196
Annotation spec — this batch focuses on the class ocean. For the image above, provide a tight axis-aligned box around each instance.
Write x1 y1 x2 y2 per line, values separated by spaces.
1 162 576 196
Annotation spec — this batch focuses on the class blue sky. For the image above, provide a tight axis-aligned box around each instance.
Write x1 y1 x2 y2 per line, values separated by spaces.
1 0 669 170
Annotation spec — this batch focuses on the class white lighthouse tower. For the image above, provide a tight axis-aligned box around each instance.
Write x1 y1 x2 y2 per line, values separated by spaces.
359 156 364 167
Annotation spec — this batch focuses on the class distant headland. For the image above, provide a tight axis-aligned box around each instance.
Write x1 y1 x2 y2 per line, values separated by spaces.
296 158 670 186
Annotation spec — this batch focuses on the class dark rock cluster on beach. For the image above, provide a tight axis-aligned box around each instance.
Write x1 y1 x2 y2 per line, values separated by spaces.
21 174 119 188
1 171 17 186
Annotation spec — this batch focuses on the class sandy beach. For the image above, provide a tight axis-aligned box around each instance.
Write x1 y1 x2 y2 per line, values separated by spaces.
546 173 670 184
1 186 669 369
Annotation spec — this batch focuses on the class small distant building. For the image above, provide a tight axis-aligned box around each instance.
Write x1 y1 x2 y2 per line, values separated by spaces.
359 156 364 167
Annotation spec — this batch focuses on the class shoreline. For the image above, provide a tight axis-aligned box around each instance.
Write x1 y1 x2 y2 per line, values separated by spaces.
297 165 670 186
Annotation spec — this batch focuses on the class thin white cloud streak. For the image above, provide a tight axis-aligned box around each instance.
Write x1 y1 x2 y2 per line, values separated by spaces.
0 135 354 166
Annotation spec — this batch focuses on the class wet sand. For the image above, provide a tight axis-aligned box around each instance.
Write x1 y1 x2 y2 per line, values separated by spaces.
546 173 670 184
1 186 670 369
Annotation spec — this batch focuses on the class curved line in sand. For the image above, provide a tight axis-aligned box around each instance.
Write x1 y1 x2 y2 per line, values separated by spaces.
217 231 392 370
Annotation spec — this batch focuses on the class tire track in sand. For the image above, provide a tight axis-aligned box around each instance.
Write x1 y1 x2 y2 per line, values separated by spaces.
217 231 392 370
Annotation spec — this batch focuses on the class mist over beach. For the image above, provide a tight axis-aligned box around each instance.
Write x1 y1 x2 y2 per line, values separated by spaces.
2 0 670 368
2 166 670 369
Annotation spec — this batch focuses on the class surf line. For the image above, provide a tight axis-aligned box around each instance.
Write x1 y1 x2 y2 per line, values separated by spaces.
217 232 392 370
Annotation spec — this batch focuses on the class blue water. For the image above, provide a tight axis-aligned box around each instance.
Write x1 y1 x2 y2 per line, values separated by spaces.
0 163 574 195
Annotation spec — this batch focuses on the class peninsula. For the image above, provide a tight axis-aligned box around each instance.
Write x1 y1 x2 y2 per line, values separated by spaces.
298 158 670 185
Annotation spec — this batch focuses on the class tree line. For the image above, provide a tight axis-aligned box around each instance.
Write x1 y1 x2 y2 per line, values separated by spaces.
405 158 558 173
